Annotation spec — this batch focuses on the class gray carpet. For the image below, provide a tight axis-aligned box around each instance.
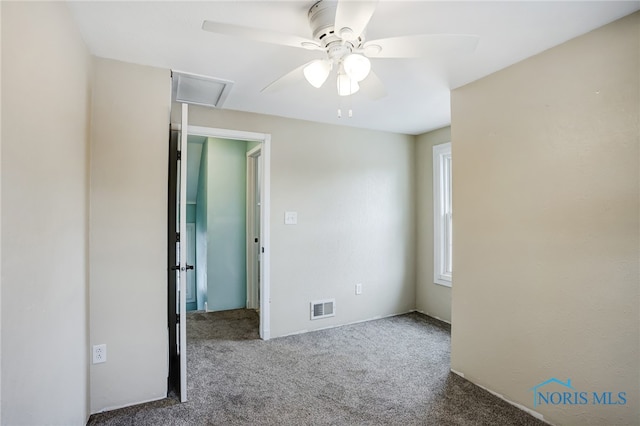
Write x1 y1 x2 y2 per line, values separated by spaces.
88 310 545 426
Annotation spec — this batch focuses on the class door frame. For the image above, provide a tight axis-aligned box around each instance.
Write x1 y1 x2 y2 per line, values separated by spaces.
246 145 262 310
170 123 272 340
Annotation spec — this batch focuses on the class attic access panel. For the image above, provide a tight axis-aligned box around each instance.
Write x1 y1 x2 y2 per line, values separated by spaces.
172 71 234 108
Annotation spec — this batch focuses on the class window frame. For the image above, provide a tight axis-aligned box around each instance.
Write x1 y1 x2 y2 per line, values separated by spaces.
433 142 452 287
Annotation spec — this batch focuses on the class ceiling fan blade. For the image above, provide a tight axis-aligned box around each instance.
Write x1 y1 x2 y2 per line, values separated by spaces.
261 61 317 93
202 20 322 51
364 34 479 59
359 70 386 100
334 0 378 41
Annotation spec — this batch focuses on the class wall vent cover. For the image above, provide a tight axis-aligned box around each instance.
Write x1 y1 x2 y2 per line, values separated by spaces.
311 299 335 320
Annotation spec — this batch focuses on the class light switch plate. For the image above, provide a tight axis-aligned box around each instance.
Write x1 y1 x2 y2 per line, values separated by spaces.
284 211 298 225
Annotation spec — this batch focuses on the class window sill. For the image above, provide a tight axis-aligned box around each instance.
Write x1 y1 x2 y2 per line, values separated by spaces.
434 277 452 288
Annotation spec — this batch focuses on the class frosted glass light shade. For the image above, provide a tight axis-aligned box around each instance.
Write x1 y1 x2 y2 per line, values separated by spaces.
303 60 331 88
337 73 359 96
343 54 371 82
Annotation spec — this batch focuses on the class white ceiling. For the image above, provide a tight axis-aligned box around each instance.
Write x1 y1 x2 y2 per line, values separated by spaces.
68 1 639 135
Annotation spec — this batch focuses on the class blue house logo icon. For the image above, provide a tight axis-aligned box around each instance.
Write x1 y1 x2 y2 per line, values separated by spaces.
529 378 574 407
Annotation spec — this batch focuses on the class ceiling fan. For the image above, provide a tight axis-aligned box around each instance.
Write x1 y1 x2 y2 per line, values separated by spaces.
202 0 479 100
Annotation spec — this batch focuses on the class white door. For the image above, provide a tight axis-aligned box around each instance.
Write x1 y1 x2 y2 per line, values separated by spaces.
177 103 189 402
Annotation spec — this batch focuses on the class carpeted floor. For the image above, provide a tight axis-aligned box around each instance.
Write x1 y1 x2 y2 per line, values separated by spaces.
88 310 545 426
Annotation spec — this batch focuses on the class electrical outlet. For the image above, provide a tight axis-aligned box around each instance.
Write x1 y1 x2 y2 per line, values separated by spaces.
93 344 107 364
355 283 362 295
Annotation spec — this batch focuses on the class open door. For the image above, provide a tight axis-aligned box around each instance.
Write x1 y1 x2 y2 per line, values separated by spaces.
168 103 189 402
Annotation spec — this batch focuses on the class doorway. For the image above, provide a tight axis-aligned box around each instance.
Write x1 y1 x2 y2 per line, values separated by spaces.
168 118 271 402
187 136 263 312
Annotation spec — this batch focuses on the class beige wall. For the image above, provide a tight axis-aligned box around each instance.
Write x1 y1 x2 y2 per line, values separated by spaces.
416 126 452 323
1 2 91 424
451 12 639 426
181 106 416 337
90 58 170 412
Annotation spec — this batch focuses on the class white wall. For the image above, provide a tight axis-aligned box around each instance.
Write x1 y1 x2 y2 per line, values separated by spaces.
90 58 170 412
179 106 416 337
451 12 639 426
416 126 452 323
1 2 91 424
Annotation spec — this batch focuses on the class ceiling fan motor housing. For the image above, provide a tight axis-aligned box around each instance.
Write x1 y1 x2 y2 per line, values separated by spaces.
308 0 364 52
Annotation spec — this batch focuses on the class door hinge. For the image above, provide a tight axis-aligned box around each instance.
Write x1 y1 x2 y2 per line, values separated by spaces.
177 151 182 161
176 232 180 242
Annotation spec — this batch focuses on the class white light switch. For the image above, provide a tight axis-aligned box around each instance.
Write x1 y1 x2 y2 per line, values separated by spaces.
284 211 298 225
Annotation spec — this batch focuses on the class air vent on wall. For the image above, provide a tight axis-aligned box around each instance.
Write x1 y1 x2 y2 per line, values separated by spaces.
311 299 335 320
171 71 234 108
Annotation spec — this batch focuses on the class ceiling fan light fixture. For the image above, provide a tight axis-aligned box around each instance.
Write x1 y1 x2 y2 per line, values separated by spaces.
337 72 359 96
343 53 371 82
303 59 331 88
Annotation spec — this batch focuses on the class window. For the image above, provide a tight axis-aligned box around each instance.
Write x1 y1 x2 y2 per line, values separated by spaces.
433 142 452 286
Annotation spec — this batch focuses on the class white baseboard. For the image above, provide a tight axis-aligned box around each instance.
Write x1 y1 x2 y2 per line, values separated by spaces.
449 369 552 425
94 395 167 415
276 309 416 339
415 309 451 324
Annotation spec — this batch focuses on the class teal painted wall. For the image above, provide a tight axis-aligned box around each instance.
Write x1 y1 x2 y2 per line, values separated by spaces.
195 141 208 311
186 204 196 223
247 141 261 152
206 138 248 311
